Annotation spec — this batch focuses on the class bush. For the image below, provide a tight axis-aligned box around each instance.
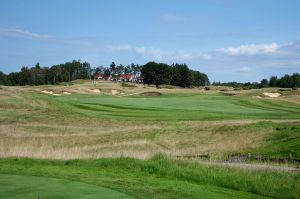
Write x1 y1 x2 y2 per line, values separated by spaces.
121 83 137 88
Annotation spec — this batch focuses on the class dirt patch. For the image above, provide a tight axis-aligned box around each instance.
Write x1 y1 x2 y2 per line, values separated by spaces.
140 91 162 96
221 92 237 96
225 153 300 164
262 92 281 98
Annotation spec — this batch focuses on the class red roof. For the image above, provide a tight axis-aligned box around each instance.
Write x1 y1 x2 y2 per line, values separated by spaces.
95 73 109 78
118 74 133 79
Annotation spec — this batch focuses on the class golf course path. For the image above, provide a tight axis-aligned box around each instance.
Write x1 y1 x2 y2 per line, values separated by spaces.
0 174 135 199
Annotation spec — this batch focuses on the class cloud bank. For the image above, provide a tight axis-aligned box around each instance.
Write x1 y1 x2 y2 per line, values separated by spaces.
218 43 279 55
105 42 299 82
1 27 299 82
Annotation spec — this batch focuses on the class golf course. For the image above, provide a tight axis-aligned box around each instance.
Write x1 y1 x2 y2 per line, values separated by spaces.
0 80 300 199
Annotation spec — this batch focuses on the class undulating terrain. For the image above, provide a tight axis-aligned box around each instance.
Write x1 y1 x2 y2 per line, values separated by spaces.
0 80 299 199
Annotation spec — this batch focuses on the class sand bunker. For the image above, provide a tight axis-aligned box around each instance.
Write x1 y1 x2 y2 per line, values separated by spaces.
41 90 61 96
91 89 101 93
52 93 62 96
63 91 72 95
262 92 281 98
111 90 120 95
41 90 53 95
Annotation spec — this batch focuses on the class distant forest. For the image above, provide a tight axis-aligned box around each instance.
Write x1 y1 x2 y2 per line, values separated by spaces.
0 60 91 86
213 73 300 89
0 60 299 89
0 60 209 88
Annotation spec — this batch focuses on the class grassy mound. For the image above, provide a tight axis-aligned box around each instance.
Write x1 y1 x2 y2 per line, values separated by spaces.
0 174 134 199
0 156 299 199
140 91 162 96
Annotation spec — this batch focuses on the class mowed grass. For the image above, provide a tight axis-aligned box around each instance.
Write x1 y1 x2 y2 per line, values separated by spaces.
50 92 300 121
0 174 134 199
0 155 299 199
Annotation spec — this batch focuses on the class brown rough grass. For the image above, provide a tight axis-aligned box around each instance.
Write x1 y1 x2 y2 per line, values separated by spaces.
1 81 299 160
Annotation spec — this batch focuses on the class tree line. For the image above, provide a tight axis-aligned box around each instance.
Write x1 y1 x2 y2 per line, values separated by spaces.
1 60 298 89
94 62 142 76
0 60 91 86
92 61 209 88
0 61 209 88
141 62 209 88
212 73 300 89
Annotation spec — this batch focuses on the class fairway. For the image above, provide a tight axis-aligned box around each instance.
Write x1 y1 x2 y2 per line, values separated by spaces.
0 174 134 199
38 92 300 121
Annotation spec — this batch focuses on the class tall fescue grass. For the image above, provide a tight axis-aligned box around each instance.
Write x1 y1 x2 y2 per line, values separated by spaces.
0 155 299 198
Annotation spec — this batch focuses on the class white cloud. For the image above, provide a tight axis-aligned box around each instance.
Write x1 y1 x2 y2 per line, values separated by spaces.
0 27 91 46
134 47 146 54
0 28 51 39
218 43 279 55
105 44 214 63
106 44 132 52
102 41 299 82
238 66 251 72
174 52 213 60
134 47 165 59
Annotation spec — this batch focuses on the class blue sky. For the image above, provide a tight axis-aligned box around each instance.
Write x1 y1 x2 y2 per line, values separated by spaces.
0 0 299 82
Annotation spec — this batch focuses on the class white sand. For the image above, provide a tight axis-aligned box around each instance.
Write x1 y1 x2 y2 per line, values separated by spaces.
262 92 281 98
41 90 53 95
41 90 61 96
91 89 101 93
63 92 72 95
111 90 120 95
52 93 62 96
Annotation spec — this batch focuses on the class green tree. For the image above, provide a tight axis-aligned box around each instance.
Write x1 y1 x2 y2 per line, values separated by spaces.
19 66 31 85
110 62 116 75
141 61 171 88
291 73 300 88
259 79 269 88
35 62 41 69
0 71 10 85
116 64 124 75
269 76 278 87
278 74 292 88
104 68 111 76
171 63 191 88
189 70 210 86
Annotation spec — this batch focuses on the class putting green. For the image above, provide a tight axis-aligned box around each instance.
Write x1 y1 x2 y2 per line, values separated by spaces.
0 174 135 199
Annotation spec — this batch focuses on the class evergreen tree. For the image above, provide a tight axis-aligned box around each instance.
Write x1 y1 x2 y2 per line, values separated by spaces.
141 61 171 88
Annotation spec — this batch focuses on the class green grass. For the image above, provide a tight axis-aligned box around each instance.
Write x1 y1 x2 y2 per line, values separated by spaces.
0 155 299 199
250 122 300 160
0 174 134 199
1 86 300 198
27 92 300 121
211 121 300 161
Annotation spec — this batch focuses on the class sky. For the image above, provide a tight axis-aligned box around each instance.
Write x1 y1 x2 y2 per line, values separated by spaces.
0 0 299 82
